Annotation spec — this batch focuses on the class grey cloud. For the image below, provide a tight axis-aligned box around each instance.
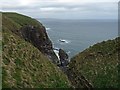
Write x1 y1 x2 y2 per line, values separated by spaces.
2 1 117 10
1 1 117 19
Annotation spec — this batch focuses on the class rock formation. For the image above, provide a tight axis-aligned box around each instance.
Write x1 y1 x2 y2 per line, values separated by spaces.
58 49 69 66
2 12 71 88
20 25 59 64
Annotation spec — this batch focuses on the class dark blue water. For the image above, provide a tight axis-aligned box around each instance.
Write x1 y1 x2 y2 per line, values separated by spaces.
38 19 118 58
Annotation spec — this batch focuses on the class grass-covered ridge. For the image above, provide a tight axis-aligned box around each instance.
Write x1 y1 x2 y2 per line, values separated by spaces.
68 38 119 88
2 12 42 35
2 12 71 88
3 12 42 27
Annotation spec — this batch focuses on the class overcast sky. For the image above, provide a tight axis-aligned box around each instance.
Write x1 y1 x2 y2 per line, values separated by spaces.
0 0 119 19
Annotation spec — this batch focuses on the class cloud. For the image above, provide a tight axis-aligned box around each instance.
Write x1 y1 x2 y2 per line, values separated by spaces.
0 0 118 19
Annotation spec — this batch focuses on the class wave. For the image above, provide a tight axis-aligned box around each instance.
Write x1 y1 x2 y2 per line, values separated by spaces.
54 47 59 51
46 27 51 31
67 51 71 54
58 39 71 44
53 49 60 60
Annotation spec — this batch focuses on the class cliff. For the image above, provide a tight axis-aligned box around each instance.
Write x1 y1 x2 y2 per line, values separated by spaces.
2 12 119 89
2 12 71 88
67 37 119 88
2 12 59 64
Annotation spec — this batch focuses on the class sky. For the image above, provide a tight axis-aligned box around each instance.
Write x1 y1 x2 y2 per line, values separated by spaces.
0 0 119 19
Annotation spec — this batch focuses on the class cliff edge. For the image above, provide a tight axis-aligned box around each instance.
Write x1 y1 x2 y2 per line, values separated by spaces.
2 12 71 88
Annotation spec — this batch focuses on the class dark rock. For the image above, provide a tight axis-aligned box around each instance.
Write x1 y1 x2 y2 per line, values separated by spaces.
58 49 69 66
20 25 59 64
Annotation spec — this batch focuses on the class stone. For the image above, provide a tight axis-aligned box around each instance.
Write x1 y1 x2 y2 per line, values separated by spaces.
58 49 69 66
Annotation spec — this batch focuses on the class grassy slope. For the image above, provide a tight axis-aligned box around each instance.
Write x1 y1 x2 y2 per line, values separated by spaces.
2 12 71 88
3 12 41 26
68 38 119 88
2 12 42 35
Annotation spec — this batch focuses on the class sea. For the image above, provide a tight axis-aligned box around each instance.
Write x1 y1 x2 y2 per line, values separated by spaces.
38 19 118 58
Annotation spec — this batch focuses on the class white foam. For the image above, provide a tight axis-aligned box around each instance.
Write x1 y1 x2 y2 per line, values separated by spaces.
67 51 71 54
46 27 51 31
54 49 60 60
58 39 71 44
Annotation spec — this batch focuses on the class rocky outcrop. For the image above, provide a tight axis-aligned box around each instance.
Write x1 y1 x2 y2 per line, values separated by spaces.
20 25 59 64
58 49 69 66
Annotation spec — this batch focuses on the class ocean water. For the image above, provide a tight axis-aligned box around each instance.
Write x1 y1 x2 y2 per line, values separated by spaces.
38 19 118 58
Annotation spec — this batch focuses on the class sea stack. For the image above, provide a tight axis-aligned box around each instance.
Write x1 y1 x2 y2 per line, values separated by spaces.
58 49 69 66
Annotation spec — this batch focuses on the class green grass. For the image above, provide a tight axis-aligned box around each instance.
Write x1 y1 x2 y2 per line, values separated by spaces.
3 12 42 27
68 38 119 88
2 12 71 88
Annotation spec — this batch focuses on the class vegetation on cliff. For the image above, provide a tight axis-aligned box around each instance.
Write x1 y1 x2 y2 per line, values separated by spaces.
2 12 119 89
2 12 71 88
2 12 58 64
68 37 119 88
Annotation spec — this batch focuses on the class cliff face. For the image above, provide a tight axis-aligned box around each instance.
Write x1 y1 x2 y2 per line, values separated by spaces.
67 38 119 88
20 25 58 64
2 12 119 89
2 12 71 88
3 12 59 64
